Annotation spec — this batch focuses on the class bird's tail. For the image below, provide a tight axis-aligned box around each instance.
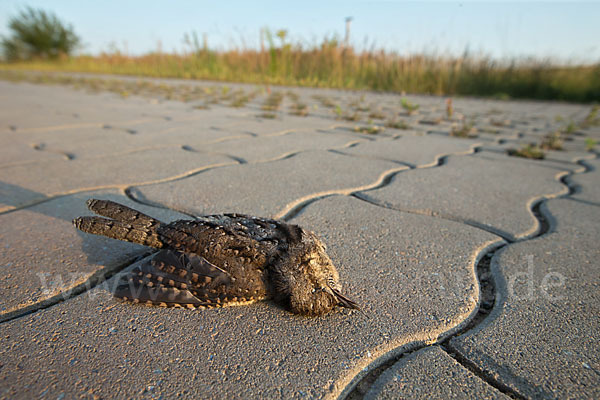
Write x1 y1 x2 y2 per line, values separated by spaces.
73 199 164 248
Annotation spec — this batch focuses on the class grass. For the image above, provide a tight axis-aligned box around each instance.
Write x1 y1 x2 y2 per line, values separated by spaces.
385 118 410 130
354 123 384 134
541 131 563 150
400 98 420 114
261 91 284 111
509 106 599 157
289 102 309 116
585 137 597 151
450 120 477 138
446 98 453 119
257 112 277 119
2 32 599 103
508 144 545 159
341 110 361 122
581 105 599 128
312 94 336 108
368 109 386 120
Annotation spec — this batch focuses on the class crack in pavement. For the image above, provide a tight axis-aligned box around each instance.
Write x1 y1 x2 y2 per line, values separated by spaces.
342 152 598 400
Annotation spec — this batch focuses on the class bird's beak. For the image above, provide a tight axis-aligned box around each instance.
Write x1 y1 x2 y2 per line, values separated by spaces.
330 288 360 310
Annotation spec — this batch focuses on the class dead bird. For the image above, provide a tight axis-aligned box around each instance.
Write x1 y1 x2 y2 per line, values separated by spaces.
73 199 359 316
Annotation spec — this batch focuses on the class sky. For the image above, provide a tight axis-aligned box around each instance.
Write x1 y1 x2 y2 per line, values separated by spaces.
0 1 598 63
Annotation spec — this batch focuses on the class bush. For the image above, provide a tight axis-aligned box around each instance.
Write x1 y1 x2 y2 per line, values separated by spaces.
1 7 80 61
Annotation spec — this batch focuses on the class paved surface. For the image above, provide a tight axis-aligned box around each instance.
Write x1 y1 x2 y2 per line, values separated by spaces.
364 347 509 399
0 73 598 399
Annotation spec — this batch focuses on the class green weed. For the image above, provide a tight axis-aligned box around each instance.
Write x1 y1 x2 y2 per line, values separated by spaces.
508 144 545 159
541 131 563 150
450 120 477 138
401 98 419 114
385 118 409 130
354 124 384 134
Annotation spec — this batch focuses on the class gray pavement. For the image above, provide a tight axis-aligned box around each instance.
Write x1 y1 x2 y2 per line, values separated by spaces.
0 73 598 399
364 347 509 399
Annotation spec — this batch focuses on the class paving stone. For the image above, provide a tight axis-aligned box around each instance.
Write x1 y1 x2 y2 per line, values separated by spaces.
474 149 586 173
335 134 479 167
570 157 600 205
14 122 252 161
130 150 406 218
0 195 500 399
324 125 400 140
192 130 363 163
450 198 600 399
0 148 234 211
1 74 597 399
0 140 67 168
0 81 170 134
364 346 508 400
0 190 185 316
481 135 594 156
356 151 569 241
223 114 340 136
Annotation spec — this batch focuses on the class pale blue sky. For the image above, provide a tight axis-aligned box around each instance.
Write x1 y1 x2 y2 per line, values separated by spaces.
0 1 598 63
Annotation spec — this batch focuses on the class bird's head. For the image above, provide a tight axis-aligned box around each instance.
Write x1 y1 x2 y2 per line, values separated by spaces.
275 228 359 316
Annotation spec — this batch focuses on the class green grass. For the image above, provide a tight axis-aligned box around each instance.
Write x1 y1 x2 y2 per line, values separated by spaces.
507 144 546 160
446 98 453 119
261 91 284 111
541 131 563 150
2 33 599 103
400 98 420 114
450 120 477 138
585 137 597 151
354 123 384 134
508 144 546 160
581 105 599 128
385 118 409 130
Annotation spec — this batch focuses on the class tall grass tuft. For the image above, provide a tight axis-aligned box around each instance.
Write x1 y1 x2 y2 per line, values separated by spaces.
2 30 599 103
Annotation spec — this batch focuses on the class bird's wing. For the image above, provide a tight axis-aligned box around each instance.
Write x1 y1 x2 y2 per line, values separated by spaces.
114 250 266 308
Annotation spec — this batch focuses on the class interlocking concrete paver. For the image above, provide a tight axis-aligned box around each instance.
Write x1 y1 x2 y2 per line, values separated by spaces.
130 150 406 218
474 149 586 173
334 133 478 167
571 158 600 205
1 73 598 400
356 151 569 241
478 137 594 161
0 191 185 315
0 81 171 133
0 148 234 210
194 130 362 163
450 198 600 399
0 195 500 399
364 346 509 399
0 141 67 167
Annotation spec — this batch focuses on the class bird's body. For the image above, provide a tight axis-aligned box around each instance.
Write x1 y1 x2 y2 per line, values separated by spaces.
73 199 358 316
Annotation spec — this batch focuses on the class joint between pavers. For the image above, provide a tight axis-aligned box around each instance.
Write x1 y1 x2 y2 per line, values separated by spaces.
343 155 596 399
340 238 505 400
0 251 151 324
440 343 529 400
274 166 409 221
